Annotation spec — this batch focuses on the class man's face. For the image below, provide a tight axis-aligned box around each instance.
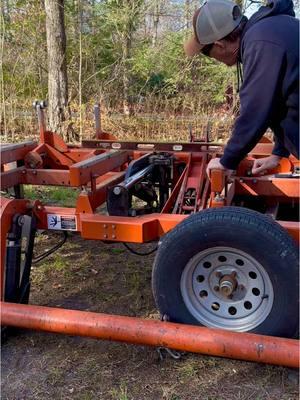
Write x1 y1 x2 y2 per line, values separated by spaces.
207 37 240 66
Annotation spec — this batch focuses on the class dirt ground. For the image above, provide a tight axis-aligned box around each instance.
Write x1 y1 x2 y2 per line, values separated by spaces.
1 232 299 400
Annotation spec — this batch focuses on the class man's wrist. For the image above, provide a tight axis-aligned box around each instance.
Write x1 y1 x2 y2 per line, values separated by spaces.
270 154 282 161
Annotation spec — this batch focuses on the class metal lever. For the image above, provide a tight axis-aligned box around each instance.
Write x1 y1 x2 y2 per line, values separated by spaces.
33 100 47 110
32 100 47 139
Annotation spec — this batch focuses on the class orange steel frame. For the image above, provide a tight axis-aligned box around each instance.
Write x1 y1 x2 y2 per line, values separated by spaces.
1 115 299 368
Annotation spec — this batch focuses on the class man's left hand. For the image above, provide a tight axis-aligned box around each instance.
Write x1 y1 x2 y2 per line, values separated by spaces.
206 158 234 178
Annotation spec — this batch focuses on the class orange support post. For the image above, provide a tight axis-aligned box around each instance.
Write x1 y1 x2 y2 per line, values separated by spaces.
1 302 298 368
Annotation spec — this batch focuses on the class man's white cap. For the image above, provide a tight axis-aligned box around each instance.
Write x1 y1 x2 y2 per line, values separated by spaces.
184 0 243 56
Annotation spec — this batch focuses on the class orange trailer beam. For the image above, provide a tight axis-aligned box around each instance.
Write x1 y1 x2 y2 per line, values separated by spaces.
33 205 299 244
0 141 37 165
1 302 298 368
235 177 299 197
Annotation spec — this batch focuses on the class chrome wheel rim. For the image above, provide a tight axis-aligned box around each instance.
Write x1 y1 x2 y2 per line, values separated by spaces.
180 247 274 332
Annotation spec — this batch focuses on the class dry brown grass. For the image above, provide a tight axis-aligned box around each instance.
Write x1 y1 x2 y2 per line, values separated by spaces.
1 100 234 144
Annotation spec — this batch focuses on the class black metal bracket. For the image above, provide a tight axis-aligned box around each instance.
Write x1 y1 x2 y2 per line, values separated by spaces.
107 152 174 216
4 214 36 304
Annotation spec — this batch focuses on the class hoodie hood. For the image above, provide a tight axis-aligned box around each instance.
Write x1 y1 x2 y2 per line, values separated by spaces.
244 0 295 32
238 0 296 63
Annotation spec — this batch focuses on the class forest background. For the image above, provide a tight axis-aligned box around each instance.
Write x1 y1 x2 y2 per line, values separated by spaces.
1 0 297 143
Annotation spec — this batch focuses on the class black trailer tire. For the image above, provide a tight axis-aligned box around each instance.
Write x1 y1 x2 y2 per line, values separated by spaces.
152 207 299 338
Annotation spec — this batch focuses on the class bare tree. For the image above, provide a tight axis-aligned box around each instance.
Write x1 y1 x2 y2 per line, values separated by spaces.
185 0 192 29
120 0 144 116
152 0 160 46
44 0 69 137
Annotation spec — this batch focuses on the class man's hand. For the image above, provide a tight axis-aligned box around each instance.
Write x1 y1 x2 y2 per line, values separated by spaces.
206 158 234 179
252 155 281 175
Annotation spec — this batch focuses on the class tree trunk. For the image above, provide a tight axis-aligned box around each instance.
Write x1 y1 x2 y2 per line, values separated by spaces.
122 31 132 116
122 0 133 116
44 0 69 137
185 0 191 30
152 0 160 47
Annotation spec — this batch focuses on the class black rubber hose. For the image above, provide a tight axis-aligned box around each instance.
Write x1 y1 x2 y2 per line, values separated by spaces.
32 231 68 264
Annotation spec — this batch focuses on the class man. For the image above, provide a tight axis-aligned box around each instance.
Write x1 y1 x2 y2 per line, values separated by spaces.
185 0 299 175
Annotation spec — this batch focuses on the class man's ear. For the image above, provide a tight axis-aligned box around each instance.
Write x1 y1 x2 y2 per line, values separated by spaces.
214 40 225 49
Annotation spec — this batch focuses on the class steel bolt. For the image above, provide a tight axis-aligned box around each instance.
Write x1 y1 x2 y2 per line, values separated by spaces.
103 224 107 229
220 280 234 296
18 216 25 226
113 186 121 195
103 234 108 239
112 234 116 239
215 194 224 202
112 225 116 230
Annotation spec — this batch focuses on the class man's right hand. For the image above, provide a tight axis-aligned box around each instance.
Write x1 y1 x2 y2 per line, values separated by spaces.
252 155 281 175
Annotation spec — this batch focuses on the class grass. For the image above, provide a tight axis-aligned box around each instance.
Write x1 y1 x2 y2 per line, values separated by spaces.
24 185 79 207
31 244 75 290
7 108 233 144
111 382 130 400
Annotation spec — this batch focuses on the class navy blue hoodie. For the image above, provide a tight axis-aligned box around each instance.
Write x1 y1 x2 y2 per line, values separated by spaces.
220 0 299 170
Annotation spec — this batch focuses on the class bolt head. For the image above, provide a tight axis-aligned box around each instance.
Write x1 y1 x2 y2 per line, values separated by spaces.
18 216 25 226
113 186 121 195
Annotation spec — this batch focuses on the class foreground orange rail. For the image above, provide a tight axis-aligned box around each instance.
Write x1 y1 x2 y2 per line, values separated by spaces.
1 302 298 368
